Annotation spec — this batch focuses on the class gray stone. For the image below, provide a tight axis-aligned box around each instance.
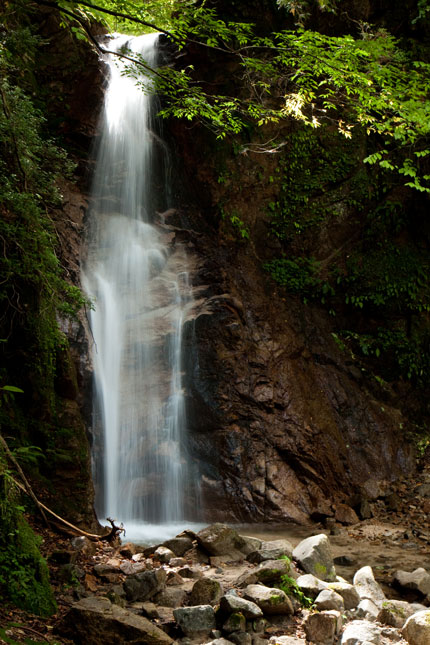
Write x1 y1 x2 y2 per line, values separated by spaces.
173 605 216 636
340 620 382 644
326 582 359 609
162 536 194 556
238 536 263 556
223 612 246 633
247 539 294 564
205 640 235 645
230 632 252 645
123 568 166 602
190 577 224 606
237 559 293 587
56 596 173 644
197 524 247 556
220 595 263 619
402 609 430 645
377 600 427 628
356 599 380 621
353 566 385 608
292 534 336 582
296 573 328 598
304 610 342 644
154 587 187 608
394 568 430 597
140 602 159 619
154 546 175 563
314 588 345 611
244 584 293 615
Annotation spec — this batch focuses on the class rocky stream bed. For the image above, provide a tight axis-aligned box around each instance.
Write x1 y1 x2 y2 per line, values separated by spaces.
2 498 430 645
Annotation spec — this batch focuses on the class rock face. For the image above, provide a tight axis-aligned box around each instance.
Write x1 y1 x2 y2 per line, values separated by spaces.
57 596 173 644
166 92 416 522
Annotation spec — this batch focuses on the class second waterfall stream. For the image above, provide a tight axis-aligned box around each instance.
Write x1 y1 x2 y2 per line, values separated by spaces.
83 33 200 541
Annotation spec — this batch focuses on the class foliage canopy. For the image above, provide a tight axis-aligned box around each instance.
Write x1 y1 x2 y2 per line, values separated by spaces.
30 0 430 193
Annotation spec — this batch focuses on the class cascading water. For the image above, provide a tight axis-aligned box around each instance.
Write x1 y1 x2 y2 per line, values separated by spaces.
83 33 200 540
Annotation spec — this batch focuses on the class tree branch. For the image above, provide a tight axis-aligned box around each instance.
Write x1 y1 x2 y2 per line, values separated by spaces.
34 0 178 80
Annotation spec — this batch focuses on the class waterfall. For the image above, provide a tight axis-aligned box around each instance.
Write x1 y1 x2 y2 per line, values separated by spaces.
83 33 199 538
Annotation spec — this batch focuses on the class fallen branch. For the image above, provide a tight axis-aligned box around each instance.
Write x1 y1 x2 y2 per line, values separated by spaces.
9 475 124 542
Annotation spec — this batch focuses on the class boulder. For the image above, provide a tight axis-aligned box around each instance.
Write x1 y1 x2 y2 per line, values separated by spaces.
196 524 247 556
238 535 263 555
170 557 187 567
173 605 216 636
296 574 328 599
247 539 294 564
304 610 342 644
229 632 252 645
244 584 294 615
205 640 236 645
190 577 224 606
222 611 246 633
314 589 345 611
123 568 166 602
292 534 336 582
326 582 359 610
153 587 187 608
339 619 382 644
162 536 193 556
377 600 427 629
334 504 359 525
56 596 173 644
154 546 175 563
356 599 380 621
353 566 385 608
402 609 430 645
219 594 263 619
394 568 430 597
236 559 293 587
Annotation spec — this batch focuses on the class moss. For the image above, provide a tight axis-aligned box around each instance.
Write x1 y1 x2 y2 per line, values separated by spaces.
0 485 57 616
314 563 327 576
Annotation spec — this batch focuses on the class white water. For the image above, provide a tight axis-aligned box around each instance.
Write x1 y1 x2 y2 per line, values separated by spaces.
83 33 199 539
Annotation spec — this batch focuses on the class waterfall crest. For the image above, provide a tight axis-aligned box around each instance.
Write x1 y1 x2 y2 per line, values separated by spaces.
83 33 199 536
